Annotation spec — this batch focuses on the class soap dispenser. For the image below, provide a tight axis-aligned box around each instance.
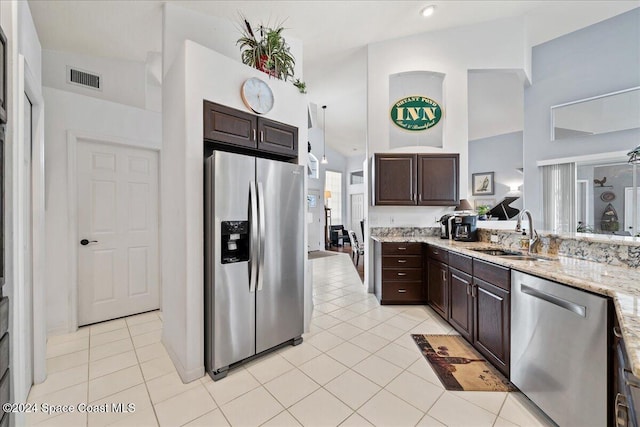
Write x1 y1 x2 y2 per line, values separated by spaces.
520 229 530 250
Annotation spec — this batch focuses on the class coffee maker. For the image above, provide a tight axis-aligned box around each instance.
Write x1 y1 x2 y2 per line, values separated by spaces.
451 214 478 242
439 214 454 239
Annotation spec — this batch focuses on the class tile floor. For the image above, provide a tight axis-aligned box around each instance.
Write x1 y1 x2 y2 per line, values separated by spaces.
25 253 554 426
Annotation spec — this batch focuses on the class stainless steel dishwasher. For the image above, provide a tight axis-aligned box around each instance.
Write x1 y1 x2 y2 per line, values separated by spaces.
511 271 609 427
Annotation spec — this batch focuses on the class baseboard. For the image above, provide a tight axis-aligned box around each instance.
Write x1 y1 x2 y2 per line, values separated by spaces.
162 336 204 384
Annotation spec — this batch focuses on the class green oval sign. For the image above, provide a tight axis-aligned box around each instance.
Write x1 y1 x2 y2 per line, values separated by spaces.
390 96 442 131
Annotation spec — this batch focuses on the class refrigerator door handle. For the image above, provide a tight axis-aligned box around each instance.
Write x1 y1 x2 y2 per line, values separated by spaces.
249 181 258 293
257 182 266 291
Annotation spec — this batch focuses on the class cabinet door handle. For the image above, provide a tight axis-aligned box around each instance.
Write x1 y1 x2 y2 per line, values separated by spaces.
398 289 407 293
397 259 407 263
442 270 446 283
412 193 416 201
260 130 264 142
615 393 629 427
419 193 422 201
432 250 439 255
614 326 623 338
471 285 477 298
466 284 471 296
397 272 407 276
398 247 407 251
253 129 257 141
451 273 469 285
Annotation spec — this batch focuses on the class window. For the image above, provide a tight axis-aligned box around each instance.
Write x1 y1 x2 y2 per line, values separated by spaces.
350 170 364 184
325 171 342 224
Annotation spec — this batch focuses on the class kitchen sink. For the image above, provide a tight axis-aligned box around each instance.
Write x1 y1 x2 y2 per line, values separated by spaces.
470 248 521 256
470 248 552 262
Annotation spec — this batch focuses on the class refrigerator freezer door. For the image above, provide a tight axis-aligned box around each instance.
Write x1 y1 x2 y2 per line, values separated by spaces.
205 151 257 373
255 158 305 354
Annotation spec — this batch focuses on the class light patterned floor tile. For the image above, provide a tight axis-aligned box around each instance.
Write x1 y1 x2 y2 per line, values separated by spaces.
125 310 160 327
311 314 343 330
385 371 443 412
203 368 260 406
305 330 345 352
499 393 555 426
89 350 138 379
349 332 390 353
406 359 445 388
352 355 403 387
279 342 322 366
375 342 420 369
109 405 158 427
299 354 348 385
90 328 130 347
264 368 319 408
154 385 217 427
428 392 496 427
46 350 89 374
358 389 425 427
87 383 151 427
220 387 284 426
89 337 133 362
146 370 201 404
46 328 90 346
135 342 169 363
325 342 371 367
29 364 88 398
325 369 381 410
327 323 365 340
450 390 508 415
26 382 88 425
132 329 162 348
340 412 374 426
368 323 406 341
88 365 144 402
246 353 295 384
262 410 302 426
129 319 162 337
347 315 382 331
416 414 446 426
289 388 353 427
90 318 127 336
46 337 89 359
140 354 176 381
183 408 230 427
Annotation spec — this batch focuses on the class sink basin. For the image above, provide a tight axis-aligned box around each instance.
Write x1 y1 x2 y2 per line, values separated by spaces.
498 255 549 261
470 248 521 256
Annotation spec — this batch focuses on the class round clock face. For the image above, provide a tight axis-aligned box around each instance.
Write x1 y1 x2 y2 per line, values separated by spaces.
241 77 274 114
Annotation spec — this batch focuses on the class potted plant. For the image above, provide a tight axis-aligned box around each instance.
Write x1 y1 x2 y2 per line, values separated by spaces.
237 19 295 81
476 205 490 220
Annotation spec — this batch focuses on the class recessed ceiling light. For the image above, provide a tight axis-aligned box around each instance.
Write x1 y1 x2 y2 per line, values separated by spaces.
421 5 436 17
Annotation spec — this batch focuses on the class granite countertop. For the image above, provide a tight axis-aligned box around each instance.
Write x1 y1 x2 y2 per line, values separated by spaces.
371 235 640 376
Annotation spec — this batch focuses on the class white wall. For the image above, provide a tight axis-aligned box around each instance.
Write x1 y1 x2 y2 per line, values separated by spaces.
346 154 365 239
42 49 147 109
367 16 530 229
162 3 303 80
162 41 309 383
43 87 161 334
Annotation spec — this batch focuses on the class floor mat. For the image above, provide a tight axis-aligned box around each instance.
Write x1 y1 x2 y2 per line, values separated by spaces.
412 334 516 392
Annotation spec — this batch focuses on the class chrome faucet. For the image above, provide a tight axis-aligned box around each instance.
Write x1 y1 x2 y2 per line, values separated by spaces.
516 210 541 254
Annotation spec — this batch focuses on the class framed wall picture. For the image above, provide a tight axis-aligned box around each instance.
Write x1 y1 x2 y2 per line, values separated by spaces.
472 172 495 195
474 198 496 209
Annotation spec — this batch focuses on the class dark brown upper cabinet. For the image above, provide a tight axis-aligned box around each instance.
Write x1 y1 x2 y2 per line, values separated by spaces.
374 154 417 205
257 118 298 157
374 153 459 206
203 101 298 159
0 25 7 124
417 154 459 206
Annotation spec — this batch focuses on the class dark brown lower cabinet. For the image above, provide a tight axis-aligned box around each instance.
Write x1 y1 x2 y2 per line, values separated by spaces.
376 242 425 304
427 259 448 319
473 277 510 377
449 268 473 341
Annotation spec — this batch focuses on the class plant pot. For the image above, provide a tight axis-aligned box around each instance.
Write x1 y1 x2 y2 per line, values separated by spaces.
257 55 277 77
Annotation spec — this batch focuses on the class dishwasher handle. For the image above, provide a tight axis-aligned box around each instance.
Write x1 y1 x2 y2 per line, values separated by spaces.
520 283 587 317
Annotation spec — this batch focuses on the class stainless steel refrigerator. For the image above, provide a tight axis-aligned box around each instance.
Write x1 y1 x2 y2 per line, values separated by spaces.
205 150 304 381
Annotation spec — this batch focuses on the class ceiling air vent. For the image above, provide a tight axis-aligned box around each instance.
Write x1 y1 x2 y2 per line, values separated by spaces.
67 67 101 91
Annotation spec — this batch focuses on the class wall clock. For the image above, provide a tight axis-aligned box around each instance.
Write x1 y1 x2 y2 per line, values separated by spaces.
241 77 274 114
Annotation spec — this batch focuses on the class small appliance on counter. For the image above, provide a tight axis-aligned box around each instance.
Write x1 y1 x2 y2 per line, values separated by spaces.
439 214 454 239
451 214 478 242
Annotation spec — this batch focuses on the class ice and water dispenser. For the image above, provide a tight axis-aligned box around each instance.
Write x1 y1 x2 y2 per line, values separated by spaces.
221 221 249 264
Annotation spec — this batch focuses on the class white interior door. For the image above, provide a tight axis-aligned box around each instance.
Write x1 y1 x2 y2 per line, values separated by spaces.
77 140 159 325
350 193 364 240
624 187 640 235
307 190 323 251
23 93 34 388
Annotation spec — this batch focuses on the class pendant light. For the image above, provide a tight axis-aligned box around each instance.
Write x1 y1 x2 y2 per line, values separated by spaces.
628 145 640 164
321 105 328 164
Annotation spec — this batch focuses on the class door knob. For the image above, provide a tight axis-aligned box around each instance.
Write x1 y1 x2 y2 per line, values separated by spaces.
80 239 98 246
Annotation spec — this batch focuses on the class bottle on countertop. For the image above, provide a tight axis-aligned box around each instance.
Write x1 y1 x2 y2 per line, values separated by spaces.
520 229 530 250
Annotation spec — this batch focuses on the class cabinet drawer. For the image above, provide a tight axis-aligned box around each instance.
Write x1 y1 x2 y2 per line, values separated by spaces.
382 256 422 268
449 252 472 274
382 268 422 281
427 246 449 264
382 282 423 302
382 242 422 255
473 259 510 291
